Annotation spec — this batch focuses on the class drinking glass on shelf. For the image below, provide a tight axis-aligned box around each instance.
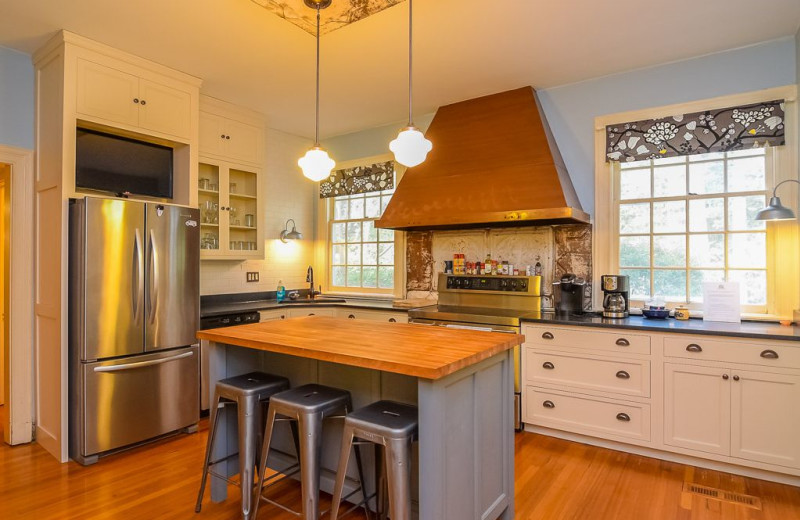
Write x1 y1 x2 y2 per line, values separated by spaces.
212 203 219 224
209 183 218 192
245 214 255 228
199 178 210 190
229 182 237 194
230 241 237 250
237 241 246 250
201 201 214 223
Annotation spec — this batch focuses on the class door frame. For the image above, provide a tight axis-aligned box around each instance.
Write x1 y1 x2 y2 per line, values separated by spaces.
0 144 34 445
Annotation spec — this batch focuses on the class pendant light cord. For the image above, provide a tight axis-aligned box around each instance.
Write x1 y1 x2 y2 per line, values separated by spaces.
314 4 321 146
407 0 414 126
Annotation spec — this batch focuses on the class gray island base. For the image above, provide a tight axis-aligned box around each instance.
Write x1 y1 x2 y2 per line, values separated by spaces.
204 340 515 520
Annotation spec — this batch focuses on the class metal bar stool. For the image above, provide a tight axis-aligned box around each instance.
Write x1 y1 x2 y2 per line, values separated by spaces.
253 384 367 520
196 371 290 520
330 400 418 520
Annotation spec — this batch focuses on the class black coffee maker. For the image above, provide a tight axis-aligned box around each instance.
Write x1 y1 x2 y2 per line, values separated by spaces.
601 275 630 318
552 273 586 315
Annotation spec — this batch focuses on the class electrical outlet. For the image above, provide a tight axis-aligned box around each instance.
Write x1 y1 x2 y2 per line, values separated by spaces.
246 272 259 283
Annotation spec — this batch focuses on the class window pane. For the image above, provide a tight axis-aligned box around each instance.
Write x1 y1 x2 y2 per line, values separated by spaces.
331 223 346 243
727 148 765 159
620 269 650 300
365 196 381 218
727 157 765 193
619 203 650 234
688 161 724 195
378 228 394 242
620 169 650 200
334 199 348 220
332 266 346 286
620 158 651 169
653 165 686 197
346 266 361 287
619 236 649 267
652 156 686 166
688 198 724 232
362 266 377 288
689 270 725 302
727 270 767 305
349 197 365 219
378 267 394 289
654 270 687 302
347 244 361 265
346 222 361 242
363 220 378 242
653 201 685 233
728 195 766 231
332 244 345 265
689 152 724 161
689 234 724 268
363 243 377 265
728 233 766 268
653 235 685 267
378 243 394 265
381 196 391 213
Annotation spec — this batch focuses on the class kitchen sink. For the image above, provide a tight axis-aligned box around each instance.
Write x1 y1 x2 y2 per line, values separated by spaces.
278 298 347 304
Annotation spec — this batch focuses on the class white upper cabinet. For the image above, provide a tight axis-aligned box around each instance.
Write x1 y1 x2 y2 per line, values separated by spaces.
76 58 193 140
199 109 262 165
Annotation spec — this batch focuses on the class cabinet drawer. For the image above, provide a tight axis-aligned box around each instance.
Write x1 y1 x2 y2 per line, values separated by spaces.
259 310 288 322
526 349 650 398
524 325 650 355
338 309 408 323
664 336 800 369
525 386 650 442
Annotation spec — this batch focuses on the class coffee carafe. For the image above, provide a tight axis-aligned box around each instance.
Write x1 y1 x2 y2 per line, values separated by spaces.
601 275 630 318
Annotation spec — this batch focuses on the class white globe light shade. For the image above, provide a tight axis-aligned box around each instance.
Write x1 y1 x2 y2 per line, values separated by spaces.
298 146 336 182
390 126 432 167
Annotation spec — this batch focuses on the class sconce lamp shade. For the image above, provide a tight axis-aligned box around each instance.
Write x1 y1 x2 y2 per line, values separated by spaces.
390 126 432 167
299 146 336 182
755 179 799 221
280 219 303 242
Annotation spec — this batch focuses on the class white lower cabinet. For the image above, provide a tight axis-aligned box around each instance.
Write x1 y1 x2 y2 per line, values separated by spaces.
664 363 731 456
336 309 408 323
287 308 337 318
259 309 288 322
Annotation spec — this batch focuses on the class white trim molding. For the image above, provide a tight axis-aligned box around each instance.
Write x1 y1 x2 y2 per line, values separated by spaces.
0 144 35 445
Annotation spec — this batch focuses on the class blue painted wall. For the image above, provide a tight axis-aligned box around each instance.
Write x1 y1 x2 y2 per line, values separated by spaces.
0 46 34 150
328 37 797 216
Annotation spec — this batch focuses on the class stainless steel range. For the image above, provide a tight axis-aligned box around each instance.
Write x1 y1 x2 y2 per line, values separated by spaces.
409 273 542 430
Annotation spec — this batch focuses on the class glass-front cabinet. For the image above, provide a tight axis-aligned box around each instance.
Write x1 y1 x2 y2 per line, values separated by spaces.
198 159 263 259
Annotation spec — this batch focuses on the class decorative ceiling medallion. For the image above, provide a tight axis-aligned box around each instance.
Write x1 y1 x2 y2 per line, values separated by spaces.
251 0 405 35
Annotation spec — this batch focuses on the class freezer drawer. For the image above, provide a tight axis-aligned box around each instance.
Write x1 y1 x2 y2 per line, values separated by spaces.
78 346 199 459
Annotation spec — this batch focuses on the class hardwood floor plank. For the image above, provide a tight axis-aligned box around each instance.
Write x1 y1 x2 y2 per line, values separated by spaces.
1 422 799 519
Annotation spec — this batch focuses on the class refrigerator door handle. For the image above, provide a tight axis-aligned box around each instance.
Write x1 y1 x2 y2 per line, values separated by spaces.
93 351 195 373
133 229 144 321
148 229 160 323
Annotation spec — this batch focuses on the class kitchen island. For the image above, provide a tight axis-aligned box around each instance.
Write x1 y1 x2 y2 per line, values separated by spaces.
197 316 523 520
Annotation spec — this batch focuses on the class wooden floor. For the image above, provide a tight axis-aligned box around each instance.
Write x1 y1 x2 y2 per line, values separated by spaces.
0 419 798 519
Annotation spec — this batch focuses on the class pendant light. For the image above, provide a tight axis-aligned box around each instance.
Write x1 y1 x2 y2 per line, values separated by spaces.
389 0 432 168
298 0 336 182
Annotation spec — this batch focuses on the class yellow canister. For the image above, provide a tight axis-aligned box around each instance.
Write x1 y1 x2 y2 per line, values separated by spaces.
674 306 690 320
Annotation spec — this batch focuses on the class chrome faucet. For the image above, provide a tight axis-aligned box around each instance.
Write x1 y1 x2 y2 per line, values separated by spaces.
306 266 315 299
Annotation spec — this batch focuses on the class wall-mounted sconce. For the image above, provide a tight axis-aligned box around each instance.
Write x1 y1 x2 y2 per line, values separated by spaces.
280 219 303 242
756 179 799 221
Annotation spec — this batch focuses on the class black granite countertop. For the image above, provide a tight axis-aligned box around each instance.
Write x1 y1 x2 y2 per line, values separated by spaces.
200 290 406 318
520 312 800 342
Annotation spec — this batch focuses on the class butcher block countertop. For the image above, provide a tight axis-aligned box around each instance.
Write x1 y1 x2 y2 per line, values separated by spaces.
196 315 524 380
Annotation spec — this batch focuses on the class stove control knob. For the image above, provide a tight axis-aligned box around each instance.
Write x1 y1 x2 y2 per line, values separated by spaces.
520 281 528 290
500 280 508 289
455 278 462 287
463 279 471 288
511 281 518 290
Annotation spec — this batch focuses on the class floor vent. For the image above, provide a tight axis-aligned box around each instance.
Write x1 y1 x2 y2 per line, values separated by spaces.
683 483 762 510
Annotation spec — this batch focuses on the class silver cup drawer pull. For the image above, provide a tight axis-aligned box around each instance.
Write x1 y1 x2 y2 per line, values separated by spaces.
760 349 779 359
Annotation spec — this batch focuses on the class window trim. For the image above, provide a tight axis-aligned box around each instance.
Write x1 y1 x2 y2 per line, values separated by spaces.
594 86 799 319
315 153 406 298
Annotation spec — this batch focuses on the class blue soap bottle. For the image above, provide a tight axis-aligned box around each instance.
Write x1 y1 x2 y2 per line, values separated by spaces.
276 280 286 302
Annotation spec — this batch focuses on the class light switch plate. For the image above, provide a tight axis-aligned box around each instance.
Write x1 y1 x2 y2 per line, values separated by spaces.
246 272 259 282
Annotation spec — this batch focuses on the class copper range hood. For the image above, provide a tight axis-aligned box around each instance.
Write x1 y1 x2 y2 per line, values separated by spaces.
376 87 590 231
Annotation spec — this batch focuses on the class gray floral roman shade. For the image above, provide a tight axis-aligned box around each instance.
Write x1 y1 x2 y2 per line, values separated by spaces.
319 161 395 198
605 100 785 162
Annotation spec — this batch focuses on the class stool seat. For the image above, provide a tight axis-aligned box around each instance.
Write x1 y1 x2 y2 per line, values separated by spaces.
346 400 418 440
217 371 290 400
269 383 351 416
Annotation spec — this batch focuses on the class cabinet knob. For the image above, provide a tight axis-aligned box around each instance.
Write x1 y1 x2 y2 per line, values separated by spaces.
733 375 740 381
722 374 729 380
615 338 630 347
220 134 226 139
542 361 555 370
348 314 356 319
133 98 140 104
686 343 703 353
140 99 146 106
760 349 779 359
280 315 285 319
225 135 230 140
541 332 554 340
616 370 630 380
616 413 631 422
388 318 397 323
542 400 555 409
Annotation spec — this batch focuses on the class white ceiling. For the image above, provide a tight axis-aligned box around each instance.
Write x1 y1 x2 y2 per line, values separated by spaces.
0 0 799 140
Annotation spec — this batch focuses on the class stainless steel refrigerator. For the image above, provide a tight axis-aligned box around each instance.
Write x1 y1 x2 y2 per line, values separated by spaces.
69 197 200 465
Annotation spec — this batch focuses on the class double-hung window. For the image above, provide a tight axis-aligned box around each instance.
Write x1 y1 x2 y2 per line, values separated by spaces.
613 149 770 313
